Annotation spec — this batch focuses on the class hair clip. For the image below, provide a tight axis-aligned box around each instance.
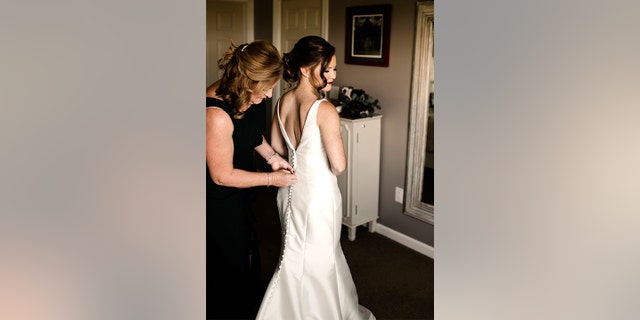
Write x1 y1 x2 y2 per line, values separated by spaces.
241 44 248 52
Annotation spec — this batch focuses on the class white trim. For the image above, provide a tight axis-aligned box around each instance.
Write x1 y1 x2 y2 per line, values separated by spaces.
322 0 329 41
246 0 254 42
375 223 434 259
272 0 282 51
272 0 282 114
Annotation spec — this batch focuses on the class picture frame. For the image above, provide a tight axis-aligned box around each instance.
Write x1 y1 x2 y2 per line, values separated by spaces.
344 4 392 67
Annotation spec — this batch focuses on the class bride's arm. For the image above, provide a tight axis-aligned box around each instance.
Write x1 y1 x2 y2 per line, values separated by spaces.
269 108 288 158
317 100 346 175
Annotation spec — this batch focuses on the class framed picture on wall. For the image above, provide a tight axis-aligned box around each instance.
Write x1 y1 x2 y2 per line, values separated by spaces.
344 4 392 67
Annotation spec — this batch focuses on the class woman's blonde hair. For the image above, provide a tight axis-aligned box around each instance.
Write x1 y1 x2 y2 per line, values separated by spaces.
216 40 282 118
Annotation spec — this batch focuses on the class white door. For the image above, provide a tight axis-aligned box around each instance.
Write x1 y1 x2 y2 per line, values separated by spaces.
281 0 324 52
272 0 328 108
206 0 254 86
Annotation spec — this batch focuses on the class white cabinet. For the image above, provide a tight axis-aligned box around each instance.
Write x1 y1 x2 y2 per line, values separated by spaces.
337 115 382 241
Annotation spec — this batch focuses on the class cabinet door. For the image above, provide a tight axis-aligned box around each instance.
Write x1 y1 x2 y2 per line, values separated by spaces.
338 122 352 218
351 119 381 224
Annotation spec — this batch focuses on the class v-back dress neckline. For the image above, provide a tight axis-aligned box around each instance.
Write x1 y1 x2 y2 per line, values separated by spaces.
276 98 323 152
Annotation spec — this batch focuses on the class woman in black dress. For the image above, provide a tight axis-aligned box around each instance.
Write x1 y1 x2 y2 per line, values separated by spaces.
206 40 297 319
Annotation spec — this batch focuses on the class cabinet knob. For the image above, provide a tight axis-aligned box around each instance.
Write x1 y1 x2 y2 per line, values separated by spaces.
361 124 366 128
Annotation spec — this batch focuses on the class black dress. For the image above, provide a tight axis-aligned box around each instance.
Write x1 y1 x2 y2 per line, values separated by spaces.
207 97 266 319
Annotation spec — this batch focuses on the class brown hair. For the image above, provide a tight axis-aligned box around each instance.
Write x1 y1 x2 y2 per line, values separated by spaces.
216 40 282 118
282 36 335 93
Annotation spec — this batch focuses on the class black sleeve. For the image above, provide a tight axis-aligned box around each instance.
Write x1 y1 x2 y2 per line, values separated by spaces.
252 100 267 148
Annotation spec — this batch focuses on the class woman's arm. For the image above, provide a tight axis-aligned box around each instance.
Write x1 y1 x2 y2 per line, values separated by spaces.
207 108 296 188
317 100 347 175
254 136 294 174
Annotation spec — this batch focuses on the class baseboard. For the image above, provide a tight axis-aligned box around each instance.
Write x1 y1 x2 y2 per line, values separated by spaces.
375 224 434 259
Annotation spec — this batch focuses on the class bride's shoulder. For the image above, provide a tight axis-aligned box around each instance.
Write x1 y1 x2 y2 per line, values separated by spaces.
318 98 336 108
318 98 338 112
316 99 340 121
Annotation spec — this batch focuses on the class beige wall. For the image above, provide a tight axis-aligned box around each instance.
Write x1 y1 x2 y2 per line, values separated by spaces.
254 0 433 246
328 0 433 246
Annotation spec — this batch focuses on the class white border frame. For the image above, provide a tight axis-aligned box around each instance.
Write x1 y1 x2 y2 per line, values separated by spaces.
404 1 434 224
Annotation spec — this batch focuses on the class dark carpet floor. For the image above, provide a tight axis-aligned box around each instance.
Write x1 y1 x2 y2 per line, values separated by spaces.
253 187 434 320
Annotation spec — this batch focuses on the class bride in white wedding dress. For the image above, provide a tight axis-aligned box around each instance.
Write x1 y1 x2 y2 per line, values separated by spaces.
256 36 375 320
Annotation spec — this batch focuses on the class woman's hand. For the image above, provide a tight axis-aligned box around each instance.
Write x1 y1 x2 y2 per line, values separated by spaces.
268 154 294 174
269 169 297 187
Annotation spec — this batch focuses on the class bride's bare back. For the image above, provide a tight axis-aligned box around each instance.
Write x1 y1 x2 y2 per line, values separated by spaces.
272 89 346 175
277 90 317 150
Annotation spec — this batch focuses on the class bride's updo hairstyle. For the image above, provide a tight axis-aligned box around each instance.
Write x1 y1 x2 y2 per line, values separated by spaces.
282 35 335 92
216 40 283 118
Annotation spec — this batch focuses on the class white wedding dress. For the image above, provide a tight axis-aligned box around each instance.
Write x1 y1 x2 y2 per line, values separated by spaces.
257 99 375 320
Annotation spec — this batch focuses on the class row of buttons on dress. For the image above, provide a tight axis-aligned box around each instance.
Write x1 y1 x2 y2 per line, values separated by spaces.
261 151 296 308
